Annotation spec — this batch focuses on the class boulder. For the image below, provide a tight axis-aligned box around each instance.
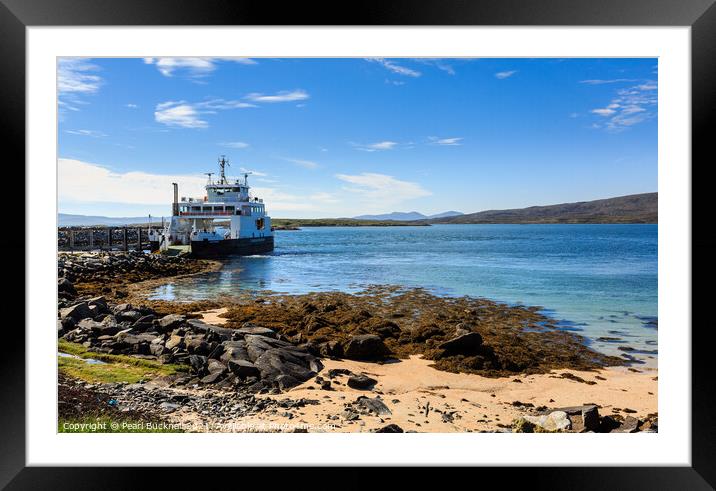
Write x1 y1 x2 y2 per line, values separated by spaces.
582 406 600 432
343 334 389 360
184 334 210 355
276 374 301 390
439 332 483 354
254 348 322 384
207 358 228 375
356 396 392 416
374 424 404 433
158 314 186 331
347 374 377 390
523 411 572 432
219 341 250 364
189 354 208 374
165 334 184 351
234 325 277 339
227 359 261 379
200 371 225 384
58 278 77 296
59 302 92 323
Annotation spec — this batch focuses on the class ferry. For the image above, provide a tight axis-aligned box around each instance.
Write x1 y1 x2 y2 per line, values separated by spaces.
150 156 274 257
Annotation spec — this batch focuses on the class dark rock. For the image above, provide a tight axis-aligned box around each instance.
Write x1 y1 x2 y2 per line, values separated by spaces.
343 334 389 360
582 406 600 431
356 396 391 416
207 358 227 375
234 325 277 338
189 354 208 374
611 415 640 433
58 278 77 296
59 302 92 322
327 368 353 378
439 332 483 354
347 373 377 390
200 371 225 384
158 314 186 331
227 359 261 379
374 424 404 433
184 334 210 355
276 374 301 390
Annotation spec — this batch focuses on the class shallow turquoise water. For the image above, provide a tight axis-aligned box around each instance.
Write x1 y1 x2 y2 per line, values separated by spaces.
150 224 657 359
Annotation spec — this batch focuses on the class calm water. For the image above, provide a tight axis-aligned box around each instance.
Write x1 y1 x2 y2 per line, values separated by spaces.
151 224 658 360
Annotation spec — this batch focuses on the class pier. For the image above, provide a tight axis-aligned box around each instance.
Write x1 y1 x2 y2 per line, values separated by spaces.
58 227 153 252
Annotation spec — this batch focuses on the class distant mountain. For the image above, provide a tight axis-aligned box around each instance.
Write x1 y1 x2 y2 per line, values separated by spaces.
58 213 159 227
353 211 464 221
427 193 657 224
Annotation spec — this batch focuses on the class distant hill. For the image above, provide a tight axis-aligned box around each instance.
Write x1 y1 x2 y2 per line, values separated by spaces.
427 193 657 224
59 213 158 227
354 210 464 221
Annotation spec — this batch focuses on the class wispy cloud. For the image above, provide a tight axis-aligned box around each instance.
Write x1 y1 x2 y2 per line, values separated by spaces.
282 158 319 169
245 90 309 103
414 58 456 75
125 103 139 109
153 97 258 129
588 80 657 131
143 57 256 78
58 58 102 95
221 141 250 149
335 172 431 204
351 141 399 152
428 136 462 146
366 58 421 77
58 58 103 119
495 70 517 80
239 167 267 177
65 129 107 138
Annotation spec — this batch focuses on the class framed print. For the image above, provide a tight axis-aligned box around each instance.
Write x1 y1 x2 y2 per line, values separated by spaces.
2 0 715 487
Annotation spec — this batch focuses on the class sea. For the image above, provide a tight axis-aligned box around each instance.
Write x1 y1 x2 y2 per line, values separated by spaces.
150 224 657 362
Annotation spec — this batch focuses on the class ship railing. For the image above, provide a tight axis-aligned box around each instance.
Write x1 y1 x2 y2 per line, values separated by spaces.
179 211 234 216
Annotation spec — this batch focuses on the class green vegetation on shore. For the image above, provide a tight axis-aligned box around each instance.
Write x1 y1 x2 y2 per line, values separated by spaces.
58 339 187 384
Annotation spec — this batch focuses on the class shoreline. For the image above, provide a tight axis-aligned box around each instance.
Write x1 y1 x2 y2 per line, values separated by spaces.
57 251 658 433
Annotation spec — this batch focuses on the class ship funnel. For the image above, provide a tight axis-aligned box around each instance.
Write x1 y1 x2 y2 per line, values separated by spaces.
172 182 179 216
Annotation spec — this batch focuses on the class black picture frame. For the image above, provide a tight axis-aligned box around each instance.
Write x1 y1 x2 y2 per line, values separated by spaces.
2 0 714 488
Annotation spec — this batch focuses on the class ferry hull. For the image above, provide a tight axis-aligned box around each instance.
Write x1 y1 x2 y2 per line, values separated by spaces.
190 236 274 258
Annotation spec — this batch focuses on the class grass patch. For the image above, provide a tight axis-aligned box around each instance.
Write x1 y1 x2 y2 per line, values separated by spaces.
58 339 187 384
58 415 184 433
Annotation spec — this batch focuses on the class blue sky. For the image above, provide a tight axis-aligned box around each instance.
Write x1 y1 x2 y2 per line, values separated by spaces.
58 57 657 218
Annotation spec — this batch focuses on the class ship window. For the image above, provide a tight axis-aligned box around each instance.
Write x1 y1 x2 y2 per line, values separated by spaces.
191 206 201 212
226 206 235 212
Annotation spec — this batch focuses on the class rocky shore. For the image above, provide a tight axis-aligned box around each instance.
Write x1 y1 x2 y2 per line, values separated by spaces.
57 251 657 433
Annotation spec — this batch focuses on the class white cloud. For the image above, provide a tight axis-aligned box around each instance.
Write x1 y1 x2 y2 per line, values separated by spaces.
495 70 517 79
126 103 139 109
58 58 102 94
335 172 431 204
245 90 309 103
58 158 327 213
154 101 208 129
239 167 267 176
428 136 462 146
352 141 398 152
283 158 319 169
221 141 250 149
587 80 658 131
143 57 256 77
59 158 207 206
65 129 107 137
366 58 421 77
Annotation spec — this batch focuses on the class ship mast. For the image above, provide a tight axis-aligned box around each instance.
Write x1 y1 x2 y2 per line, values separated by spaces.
218 155 230 184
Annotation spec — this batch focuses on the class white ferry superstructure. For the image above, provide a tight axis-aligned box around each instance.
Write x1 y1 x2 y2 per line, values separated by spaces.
150 156 274 257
